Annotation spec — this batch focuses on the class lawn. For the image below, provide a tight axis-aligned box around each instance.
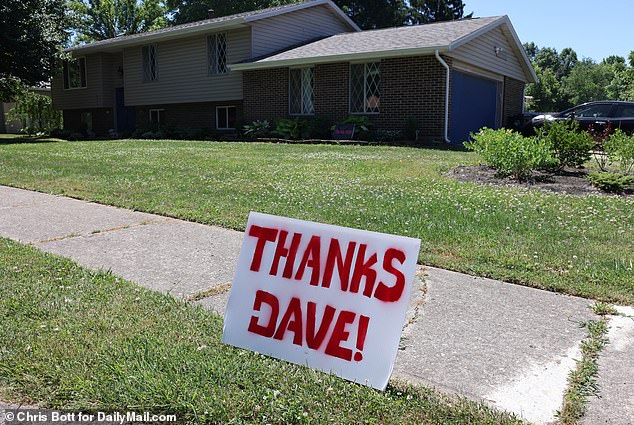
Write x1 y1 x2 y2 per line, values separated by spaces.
0 237 522 424
0 139 632 303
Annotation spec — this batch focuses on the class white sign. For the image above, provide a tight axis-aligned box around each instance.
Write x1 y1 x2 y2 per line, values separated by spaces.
222 212 421 390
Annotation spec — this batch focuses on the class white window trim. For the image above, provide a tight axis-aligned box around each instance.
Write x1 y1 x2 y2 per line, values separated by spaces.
64 56 87 91
216 106 236 130
149 108 165 126
289 66 315 116
349 62 381 115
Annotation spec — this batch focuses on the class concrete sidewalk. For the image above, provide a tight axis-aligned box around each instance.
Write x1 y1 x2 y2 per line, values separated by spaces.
1 185 631 424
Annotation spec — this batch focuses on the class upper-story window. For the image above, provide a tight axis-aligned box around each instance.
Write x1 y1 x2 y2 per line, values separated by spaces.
142 44 158 81
63 57 87 89
289 67 315 115
208 33 227 75
350 62 380 114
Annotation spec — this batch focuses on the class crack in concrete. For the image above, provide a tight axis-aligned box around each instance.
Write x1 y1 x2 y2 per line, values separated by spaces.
399 267 429 351
33 219 164 245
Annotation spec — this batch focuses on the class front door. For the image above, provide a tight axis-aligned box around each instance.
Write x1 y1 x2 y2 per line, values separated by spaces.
115 88 136 134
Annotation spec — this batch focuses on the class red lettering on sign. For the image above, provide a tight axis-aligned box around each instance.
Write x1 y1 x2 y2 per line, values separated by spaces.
247 290 279 337
350 244 378 298
247 291 371 362
295 235 321 286
325 310 356 361
374 248 407 302
306 302 335 350
323 239 356 291
248 225 278 272
246 225 410 303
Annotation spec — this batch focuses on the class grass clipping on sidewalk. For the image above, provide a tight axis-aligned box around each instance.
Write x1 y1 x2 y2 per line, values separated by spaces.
0 238 522 424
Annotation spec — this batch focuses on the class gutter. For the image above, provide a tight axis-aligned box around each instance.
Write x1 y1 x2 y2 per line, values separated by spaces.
435 49 451 144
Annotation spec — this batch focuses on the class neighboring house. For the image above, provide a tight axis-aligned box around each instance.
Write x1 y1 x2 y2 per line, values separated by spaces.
1 87 51 134
52 0 536 143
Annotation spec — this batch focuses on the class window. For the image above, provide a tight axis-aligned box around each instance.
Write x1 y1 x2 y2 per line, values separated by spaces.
350 62 380 114
208 33 227 75
615 105 634 118
142 44 158 81
216 106 236 129
149 109 165 128
63 57 87 89
289 67 315 115
80 112 92 131
566 104 612 118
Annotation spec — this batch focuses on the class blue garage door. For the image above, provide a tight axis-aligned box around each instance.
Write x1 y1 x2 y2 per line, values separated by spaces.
450 71 498 144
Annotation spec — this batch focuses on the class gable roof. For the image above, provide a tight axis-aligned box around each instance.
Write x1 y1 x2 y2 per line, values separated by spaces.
231 15 537 82
67 0 360 54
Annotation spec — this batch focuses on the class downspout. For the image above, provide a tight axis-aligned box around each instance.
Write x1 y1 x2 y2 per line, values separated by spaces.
435 50 451 143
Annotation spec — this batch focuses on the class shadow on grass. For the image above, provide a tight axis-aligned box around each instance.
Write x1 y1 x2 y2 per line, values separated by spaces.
0 135 63 145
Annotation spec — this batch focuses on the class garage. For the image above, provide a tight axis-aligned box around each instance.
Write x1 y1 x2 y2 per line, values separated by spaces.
449 71 500 144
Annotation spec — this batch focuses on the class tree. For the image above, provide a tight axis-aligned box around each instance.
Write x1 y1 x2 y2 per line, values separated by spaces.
558 47 578 78
69 0 168 43
335 0 407 29
523 42 538 62
525 65 563 112
561 58 612 106
167 0 299 26
0 0 69 100
407 0 472 25
7 90 62 134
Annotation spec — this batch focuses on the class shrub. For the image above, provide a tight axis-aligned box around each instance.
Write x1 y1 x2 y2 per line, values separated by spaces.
539 119 593 168
465 128 553 180
604 129 634 174
589 122 614 171
301 116 333 139
275 118 303 139
372 129 403 144
243 120 270 138
7 90 62 135
587 171 633 193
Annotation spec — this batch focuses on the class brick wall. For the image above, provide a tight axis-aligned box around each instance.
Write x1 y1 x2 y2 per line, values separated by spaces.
503 77 525 126
243 68 288 122
243 55 451 141
135 101 243 130
63 108 114 135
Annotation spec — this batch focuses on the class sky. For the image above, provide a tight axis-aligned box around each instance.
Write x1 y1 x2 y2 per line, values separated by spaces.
464 0 633 62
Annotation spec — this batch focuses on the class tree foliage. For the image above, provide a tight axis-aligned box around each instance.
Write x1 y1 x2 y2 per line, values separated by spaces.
7 90 63 134
0 0 69 100
166 0 470 29
525 43 634 111
69 0 169 43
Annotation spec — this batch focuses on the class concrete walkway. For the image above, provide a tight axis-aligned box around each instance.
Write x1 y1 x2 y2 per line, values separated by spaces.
0 185 631 424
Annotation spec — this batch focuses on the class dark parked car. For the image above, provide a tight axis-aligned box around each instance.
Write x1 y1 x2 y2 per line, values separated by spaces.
527 101 634 134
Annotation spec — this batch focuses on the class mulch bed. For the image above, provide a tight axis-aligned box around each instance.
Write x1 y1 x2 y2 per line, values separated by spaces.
447 165 633 197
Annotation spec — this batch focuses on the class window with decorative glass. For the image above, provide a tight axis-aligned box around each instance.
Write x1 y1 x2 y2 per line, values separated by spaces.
63 57 87 89
350 62 381 114
142 44 158 81
289 67 315 115
208 33 228 75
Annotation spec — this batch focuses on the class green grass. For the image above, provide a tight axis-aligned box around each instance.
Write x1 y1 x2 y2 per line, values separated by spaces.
0 238 522 424
558 319 609 424
0 139 632 304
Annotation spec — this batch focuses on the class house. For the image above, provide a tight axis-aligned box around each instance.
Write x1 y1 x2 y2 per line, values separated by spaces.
52 0 537 143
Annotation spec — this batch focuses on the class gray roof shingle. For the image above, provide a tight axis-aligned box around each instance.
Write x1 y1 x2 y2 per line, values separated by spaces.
237 16 504 67
67 0 347 53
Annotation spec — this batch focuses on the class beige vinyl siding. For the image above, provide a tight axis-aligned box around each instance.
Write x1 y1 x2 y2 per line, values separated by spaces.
250 5 353 58
123 27 250 106
51 54 113 110
448 26 527 82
